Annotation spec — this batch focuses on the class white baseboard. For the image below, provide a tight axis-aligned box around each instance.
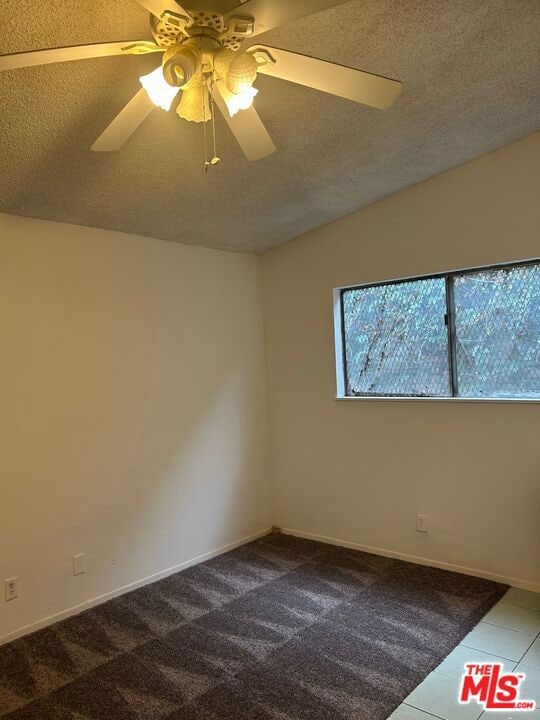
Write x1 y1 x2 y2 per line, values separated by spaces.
283 528 540 593
0 527 271 647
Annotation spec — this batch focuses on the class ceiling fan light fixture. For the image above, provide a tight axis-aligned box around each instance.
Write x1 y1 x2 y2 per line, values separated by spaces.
213 48 235 80
225 53 258 94
139 66 179 110
226 86 259 117
177 84 211 123
2 1 403 161
162 42 202 88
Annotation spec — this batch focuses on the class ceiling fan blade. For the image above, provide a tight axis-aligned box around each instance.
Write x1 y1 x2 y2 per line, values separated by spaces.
0 41 161 72
212 82 276 161
251 45 402 109
133 0 193 20
91 89 156 152
224 0 350 37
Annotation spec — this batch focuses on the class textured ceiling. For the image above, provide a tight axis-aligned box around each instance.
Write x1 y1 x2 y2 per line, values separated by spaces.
0 0 539 253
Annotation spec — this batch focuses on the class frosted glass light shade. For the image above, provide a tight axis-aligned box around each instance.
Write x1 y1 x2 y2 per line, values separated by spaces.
139 67 179 111
226 86 258 116
177 85 211 123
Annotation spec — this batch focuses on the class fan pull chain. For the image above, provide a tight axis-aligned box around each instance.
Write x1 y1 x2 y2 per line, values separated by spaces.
202 79 209 173
202 74 220 173
210 83 220 167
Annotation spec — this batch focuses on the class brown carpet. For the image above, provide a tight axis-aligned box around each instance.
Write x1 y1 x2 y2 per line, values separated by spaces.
0 533 506 719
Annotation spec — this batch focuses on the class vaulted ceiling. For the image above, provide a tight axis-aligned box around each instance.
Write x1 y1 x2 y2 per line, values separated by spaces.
0 0 539 253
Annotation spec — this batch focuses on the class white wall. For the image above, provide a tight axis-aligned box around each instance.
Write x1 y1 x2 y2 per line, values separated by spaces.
1 133 538 644
261 132 540 591
0 214 272 641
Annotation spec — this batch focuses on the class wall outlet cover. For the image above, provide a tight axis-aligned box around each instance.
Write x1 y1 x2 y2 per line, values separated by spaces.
73 554 86 576
5 577 18 601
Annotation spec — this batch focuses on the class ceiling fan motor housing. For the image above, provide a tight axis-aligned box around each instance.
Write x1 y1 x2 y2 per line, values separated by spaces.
151 8 254 52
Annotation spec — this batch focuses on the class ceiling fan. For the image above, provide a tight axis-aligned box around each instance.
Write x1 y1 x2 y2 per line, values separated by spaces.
0 0 402 162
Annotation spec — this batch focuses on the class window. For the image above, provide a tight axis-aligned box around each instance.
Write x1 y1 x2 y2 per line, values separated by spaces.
337 260 540 400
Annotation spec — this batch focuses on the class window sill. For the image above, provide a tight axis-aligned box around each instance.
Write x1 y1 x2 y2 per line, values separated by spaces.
335 396 540 404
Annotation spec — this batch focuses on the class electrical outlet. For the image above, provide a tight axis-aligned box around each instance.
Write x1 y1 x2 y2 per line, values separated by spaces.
416 514 428 533
5 577 18 601
72 554 86 576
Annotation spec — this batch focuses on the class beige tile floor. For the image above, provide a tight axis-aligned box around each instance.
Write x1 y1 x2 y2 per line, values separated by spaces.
388 588 540 720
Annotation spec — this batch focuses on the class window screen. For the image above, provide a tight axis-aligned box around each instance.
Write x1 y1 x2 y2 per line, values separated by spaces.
339 260 539 399
453 264 540 398
342 278 450 397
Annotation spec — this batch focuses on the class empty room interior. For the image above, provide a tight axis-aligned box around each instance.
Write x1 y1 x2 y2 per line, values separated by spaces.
0 1 539 718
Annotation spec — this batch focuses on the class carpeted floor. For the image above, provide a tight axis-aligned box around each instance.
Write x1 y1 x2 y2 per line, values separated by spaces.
0 533 507 719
